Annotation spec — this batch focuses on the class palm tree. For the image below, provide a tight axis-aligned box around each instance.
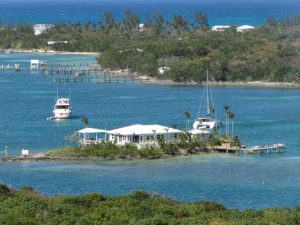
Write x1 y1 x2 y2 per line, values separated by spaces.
152 13 165 35
184 111 190 131
82 117 89 128
124 11 140 32
164 128 169 143
172 15 188 33
227 111 235 139
194 11 209 31
81 117 89 143
102 11 115 30
223 105 230 137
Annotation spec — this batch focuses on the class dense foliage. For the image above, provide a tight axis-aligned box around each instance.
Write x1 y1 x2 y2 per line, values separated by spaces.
0 184 299 225
1 13 300 82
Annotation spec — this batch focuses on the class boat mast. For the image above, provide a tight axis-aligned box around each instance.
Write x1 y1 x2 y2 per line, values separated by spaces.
206 70 210 118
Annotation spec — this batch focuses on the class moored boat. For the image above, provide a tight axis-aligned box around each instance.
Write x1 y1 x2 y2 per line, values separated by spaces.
53 98 71 119
193 71 221 131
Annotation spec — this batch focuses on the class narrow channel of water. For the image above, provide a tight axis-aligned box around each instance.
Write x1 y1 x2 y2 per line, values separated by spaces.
0 53 299 209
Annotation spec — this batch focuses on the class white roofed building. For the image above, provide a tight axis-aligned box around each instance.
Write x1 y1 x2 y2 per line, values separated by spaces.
158 66 170 75
47 41 68 45
78 127 107 145
211 25 230 32
236 25 255 32
138 23 145 32
107 124 183 148
33 24 54 35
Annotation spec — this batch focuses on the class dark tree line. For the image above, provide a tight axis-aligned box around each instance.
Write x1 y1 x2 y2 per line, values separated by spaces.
1 12 300 83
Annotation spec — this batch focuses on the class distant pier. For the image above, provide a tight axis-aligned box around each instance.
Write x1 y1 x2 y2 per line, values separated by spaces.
0 62 150 84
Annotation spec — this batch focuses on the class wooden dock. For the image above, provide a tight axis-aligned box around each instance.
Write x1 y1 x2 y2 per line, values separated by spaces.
0 64 21 71
213 143 286 155
0 62 149 84
242 143 286 155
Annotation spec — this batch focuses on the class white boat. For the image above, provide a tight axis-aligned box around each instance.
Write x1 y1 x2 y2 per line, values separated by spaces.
53 98 71 119
193 71 221 131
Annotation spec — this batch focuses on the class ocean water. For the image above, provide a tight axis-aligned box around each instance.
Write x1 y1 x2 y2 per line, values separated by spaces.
0 0 300 26
0 53 300 209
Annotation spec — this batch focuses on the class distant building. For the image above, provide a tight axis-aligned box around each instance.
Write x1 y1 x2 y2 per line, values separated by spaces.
47 41 68 45
158 66 170 75
33 24 54 35
236 25 255 33
30 60 47 69
211 25 230 32
138 23 145 32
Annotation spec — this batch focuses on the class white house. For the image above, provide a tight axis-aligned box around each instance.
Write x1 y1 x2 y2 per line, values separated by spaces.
107 124 183 148
47 41 68 45
158 66 170 75
78 127 107 145
30 60 47 69
211 25 230 32
138 23 145 32
236 25 255 32
33 24 54 35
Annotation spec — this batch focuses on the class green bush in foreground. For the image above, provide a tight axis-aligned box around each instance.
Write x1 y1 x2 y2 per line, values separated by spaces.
0 184 299 225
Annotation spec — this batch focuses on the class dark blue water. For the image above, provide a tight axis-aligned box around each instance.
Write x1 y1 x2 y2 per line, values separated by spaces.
1 0 300 26
0 53 300 209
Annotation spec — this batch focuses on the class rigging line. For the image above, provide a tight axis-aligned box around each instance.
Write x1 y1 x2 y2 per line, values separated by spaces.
209 79 218 120
197 83 206 118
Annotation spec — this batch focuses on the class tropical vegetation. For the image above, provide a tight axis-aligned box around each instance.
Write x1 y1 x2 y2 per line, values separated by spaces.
49 131 210 159
0 184 299 225
0 13 300 83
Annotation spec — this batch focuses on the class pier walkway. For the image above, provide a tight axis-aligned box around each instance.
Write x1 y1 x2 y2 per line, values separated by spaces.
213 143 286 155
0 62 149 83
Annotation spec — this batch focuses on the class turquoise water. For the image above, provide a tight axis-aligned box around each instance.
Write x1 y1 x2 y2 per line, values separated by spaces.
1 53 300 209
1 0 300 26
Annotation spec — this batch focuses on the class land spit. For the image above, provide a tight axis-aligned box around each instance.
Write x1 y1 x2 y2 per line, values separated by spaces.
2 144 286 163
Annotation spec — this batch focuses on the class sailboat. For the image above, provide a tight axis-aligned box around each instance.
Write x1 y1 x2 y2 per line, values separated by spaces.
192 71 221 131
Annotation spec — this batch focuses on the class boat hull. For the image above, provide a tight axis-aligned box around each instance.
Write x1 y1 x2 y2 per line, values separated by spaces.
54 113 70 119
53 111 71 119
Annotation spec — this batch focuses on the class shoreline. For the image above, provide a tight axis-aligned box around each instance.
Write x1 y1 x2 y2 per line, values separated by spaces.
2 151 212 163
1 49 300 88
1 48 98 55
138 76 300 88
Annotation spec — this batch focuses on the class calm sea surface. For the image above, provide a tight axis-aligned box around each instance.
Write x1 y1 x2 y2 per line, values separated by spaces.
0 0 300 26
0 53 300 209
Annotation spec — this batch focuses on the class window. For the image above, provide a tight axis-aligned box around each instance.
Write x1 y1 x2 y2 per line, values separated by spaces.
133 135 139 143
55 105 69 109
157 134 164 140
